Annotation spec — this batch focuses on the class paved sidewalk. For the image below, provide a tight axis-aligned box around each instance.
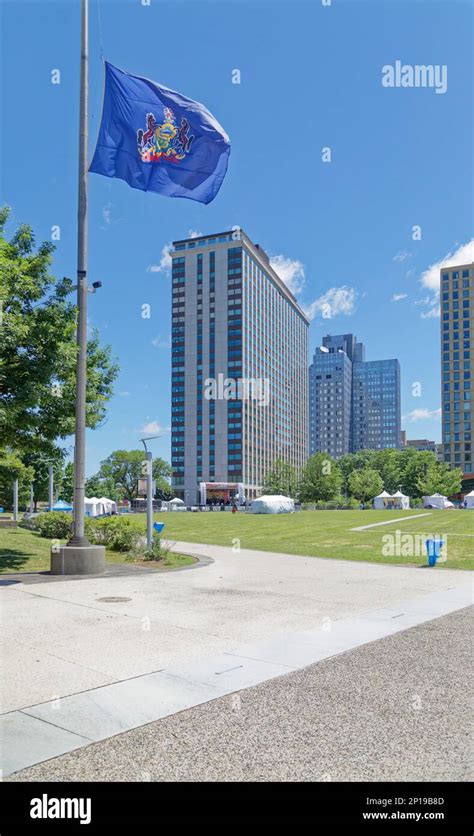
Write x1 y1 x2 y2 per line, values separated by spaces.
1 541 471 714
9 608 473 783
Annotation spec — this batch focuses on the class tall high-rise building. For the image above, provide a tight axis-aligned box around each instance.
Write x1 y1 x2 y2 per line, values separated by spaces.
309 334 401 458
351 359 401 452
440 262 474 485
309 334 360 459
171 229 309 504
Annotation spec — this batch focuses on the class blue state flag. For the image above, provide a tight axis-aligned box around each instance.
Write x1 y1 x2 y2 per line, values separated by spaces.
90 62 230 205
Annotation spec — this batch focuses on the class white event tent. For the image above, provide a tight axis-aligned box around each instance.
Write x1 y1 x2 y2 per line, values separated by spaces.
98 497 117 515
251 495 295 514
423 493 454 510
464 490 474 509
84 497 117 517
169 497 186 511
84 497 104 517
374 490 410 510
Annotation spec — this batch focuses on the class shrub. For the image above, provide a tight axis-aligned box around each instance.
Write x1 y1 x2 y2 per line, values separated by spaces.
19 515 36 530
346 496 361 510
33 512 73 539
141 532 169 562
85 515 143 552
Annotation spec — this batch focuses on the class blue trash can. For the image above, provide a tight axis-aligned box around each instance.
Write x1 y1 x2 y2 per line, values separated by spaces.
426 538 444 567
154 522 165 533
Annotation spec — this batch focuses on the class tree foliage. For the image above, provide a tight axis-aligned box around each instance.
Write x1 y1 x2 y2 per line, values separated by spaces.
300 453 342 502
95 450 172 502
338 447 462 499
0 450 34 509
263 459 299 498
0 207 119 455
348 467 383 502
416 461 463 497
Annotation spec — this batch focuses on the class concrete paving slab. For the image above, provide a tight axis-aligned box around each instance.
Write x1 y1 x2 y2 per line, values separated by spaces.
0 711 90 777
22 671 221 742
19 617 230 682
0 638 115 714
164 653 292 695
225 634 345 669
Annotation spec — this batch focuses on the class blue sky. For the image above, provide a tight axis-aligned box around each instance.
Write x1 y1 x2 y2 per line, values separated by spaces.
2 0 473 474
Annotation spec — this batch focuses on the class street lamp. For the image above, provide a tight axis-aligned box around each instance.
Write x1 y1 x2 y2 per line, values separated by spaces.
140 435 163 550
50 0 106 576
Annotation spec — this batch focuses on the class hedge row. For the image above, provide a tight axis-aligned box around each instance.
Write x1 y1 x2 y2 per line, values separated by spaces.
30 513 146 553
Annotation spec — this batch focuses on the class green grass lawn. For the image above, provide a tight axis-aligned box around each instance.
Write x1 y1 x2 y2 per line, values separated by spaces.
2 510 471 574
143 509 474 571
0 525 194 574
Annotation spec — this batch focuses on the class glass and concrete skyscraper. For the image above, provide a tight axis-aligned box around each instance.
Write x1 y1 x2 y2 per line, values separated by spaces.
351 359 401 452
309 334 361 458
309 334 401 458
440 262 473 484
171 229 309 503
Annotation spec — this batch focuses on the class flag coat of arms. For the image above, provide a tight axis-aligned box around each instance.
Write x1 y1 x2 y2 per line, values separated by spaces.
90 62 230 204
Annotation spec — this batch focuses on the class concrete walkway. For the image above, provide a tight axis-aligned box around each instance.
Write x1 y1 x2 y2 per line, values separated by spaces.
8 608 473 782
1 541 471 714
1 541 472 776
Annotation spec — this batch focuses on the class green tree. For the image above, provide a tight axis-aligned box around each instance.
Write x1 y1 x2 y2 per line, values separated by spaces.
0 207 119 454
416 461 462 497
0 450 34 510
372 449 402 494
348 467 383 503
20 451 65 510
263 459 299 497
97 450 172 502
84 473 123 501
61 461 74 503
300 453 342 502
399 449 437 498
338 450 376 495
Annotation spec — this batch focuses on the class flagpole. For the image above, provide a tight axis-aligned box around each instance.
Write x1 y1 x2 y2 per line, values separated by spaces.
51 0 105 573
69 0 90 547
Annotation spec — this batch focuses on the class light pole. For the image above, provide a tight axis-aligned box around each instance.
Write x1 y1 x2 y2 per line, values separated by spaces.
13 479 18 522
48 464 54 510
69 0 89 548
50 0 105 575
140 436 163 551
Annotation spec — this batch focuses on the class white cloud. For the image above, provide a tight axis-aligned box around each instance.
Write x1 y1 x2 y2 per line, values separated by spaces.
151 334 171 349
420 304 440 319
391 293 408 302
102 202 112 226
393 250 412 263
119 391 131 397
415 294 440 318
420 239 474 293
304 286 357 321
415 239 473 320
188 229 202 239
147 242 173 274
402 408 441 423
140 421 167 434
270 255 306 295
